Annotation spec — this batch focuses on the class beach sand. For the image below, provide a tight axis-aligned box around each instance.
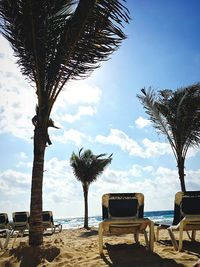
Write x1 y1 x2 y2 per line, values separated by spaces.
0 227 199 267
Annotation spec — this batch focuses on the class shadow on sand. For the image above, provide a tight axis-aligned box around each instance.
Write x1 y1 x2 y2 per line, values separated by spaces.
101 243 184 267
10 244 60 267
158 239 200 257
79 229 98 237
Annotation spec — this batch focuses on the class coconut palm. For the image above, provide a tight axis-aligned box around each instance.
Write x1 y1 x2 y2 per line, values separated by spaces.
70 148 112 229
137 84 200 192
0 0 129 245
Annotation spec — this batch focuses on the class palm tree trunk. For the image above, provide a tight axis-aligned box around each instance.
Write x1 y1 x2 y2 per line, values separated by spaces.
83 183 89 229
29 124 47 245
177 156 186 192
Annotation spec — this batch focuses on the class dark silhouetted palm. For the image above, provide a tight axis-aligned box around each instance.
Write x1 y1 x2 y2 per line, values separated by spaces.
138 84 200 192
0 0 129 245
70 148 112 229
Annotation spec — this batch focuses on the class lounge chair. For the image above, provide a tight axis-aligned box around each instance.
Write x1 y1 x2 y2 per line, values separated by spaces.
0 229 11 250
0 213 10 229
12 211 29 235
98 193 154 254
42 211 62 234
156 191 200 251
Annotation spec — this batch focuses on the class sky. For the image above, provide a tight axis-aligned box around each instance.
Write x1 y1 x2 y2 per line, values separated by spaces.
1 0 200 220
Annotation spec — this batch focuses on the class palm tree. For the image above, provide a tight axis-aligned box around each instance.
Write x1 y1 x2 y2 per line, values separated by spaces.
0 0 129 245
137 84 200 192
70 148 112 229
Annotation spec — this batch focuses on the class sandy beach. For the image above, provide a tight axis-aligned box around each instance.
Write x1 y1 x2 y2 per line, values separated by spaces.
0 226 199 267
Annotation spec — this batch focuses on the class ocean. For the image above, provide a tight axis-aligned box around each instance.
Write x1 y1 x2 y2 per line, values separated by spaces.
54 210 174 229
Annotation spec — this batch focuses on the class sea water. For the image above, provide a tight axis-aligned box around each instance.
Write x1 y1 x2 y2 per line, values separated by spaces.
54 210 174 230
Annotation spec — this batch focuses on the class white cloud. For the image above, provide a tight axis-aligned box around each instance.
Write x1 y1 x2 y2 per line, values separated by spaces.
55 81 101 106
186 146 200 158
19 152 27 159
95 128 171 158
95 128 144 157
58 105 97 123
142 138 171 157
0 57 36 140
135 116 151 129
0 169 31 193
51 129 88 146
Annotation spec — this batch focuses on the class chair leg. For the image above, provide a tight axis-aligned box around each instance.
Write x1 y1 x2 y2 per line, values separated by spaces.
12 231 20 248
191 230 196 241
168 228 178 251
178 223 184 252
134 232 139 244
143 230 149 248
0 230 11 250
149 221 154 252
98 222 103 255
3 230 11 249
156 226 160 241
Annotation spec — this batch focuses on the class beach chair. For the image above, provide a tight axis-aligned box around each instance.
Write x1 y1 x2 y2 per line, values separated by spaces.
0 229 11 250
156 191 200 251
42 211 62 234
12 211 29 235
98 193 154 254
0 213 10 229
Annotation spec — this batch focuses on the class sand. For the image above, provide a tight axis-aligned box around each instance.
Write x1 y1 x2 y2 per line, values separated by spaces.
0 226 199 267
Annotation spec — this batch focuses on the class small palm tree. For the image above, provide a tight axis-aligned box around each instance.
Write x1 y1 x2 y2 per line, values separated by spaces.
137 84 200 192
0 0 129 245
70 148 112 229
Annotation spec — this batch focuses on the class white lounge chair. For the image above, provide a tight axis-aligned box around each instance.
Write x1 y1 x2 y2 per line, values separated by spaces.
0 213 10 229
12 211 29 235
98 193 154 255
156 191 200 251
42 211 62 234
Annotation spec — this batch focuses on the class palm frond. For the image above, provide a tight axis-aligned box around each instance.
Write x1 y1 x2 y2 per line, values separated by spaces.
137 87 177 155
70 148 112 185
0 0 130 115
137 83 200 163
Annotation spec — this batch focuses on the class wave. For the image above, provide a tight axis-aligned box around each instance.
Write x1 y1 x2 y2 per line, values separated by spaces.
55 210 174 229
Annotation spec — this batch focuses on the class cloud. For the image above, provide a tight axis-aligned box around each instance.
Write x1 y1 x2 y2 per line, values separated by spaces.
95 128 171 158
95 129 144 157
135 116 151 128
57 106 97 123
51 129 88 146
142 138 171 157
20 152 27 159
0 169 31 193
54 81 101 106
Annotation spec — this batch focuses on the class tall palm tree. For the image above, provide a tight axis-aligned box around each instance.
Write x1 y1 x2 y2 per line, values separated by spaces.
70 148 112 229
138 84 200 192
0 0 129 245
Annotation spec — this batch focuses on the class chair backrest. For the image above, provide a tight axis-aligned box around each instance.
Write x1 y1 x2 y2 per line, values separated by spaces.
42 211 54 224
172 191 200 225
13 211 29 224
102 193 144 220
0 213 9 228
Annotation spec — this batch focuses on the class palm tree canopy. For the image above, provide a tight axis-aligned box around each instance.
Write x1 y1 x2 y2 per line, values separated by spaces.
138 84 200 160
70 148 112 185
0 0 129 118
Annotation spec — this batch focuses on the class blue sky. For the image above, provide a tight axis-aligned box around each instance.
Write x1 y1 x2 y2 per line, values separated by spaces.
1 0 200 219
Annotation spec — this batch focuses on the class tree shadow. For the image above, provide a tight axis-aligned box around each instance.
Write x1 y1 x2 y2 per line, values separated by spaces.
101 243 184 267
79 229 98 237
10 244 60 267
